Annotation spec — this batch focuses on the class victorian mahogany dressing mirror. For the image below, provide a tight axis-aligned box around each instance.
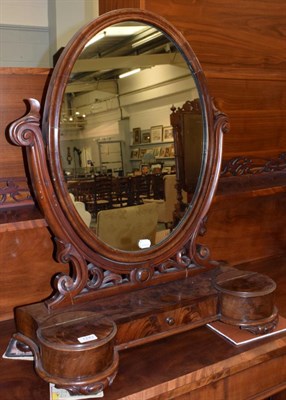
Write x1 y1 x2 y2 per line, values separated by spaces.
9 9 278 396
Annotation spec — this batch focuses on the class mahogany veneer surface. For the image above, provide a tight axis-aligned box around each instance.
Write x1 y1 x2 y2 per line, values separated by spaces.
0 225 68 322
0 205 45 231
0 68 51 178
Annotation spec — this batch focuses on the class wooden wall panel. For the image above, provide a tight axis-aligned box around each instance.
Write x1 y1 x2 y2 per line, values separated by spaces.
0 68 51 178
201 192 286 266
208 78 286 112
0 68 58 321
0 226 68 321
99 0 142 14
208 78 286 159
222 111 286 157
144 0 286 72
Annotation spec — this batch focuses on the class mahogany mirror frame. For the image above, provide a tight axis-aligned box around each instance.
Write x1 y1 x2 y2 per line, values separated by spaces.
49 10 226 253
10 9 229 310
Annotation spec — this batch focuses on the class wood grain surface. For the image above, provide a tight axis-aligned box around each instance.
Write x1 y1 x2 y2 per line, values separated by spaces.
1 255 286 399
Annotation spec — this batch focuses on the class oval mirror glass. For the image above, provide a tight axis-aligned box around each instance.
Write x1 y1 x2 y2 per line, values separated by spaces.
59 21 204 252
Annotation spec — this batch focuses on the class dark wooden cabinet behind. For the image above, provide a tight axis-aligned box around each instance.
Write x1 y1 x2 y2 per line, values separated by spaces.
99 0 286 163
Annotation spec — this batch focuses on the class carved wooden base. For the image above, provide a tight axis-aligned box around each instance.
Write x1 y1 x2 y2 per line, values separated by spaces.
12 266 278 394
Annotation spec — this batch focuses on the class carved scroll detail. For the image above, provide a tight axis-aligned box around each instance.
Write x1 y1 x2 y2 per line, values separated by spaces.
9 99 41 147
221 152 286 176
86 263 104 289
212 102 230 136
0 177 32 206
157 241 201 274
86 264 125 290
46 238 89 308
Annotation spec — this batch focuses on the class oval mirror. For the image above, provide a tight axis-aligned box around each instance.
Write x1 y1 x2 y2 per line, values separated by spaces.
58 20 203 252
43 9 221 264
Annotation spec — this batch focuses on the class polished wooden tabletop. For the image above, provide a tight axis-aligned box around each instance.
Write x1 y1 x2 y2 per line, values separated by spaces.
1 255 286 400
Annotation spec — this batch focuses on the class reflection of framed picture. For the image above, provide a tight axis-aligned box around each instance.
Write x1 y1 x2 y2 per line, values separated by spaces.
153 147 160 157
141 131 151 144
133 127 141 145
130 148 139 159
139 148 147 159
164 147 171 158
150 125 163 143
163 126 174 142
159 147 166 158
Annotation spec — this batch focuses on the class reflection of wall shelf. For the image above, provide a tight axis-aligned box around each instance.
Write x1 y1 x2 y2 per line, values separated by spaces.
129 140 174 163
60 123 85 131
60 116 87 131
130 142 172 147
129 123 174 169
130 158 175 162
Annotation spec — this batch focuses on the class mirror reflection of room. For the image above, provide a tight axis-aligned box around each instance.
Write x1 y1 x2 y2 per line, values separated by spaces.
60 22 202 251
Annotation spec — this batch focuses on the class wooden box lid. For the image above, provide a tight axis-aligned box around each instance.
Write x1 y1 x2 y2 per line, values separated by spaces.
37 311 117 349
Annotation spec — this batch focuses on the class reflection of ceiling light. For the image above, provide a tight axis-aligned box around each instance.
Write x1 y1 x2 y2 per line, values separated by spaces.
106 26 145 36
131 31 163 48
119 68 141 79
85 32 106 48
84 26 145 48
61 110 87 130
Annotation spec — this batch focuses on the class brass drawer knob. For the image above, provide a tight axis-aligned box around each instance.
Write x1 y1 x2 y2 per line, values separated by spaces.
165 317 175 326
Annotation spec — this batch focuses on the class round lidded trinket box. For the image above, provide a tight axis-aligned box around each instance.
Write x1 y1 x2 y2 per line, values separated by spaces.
35 310 118 395
215 269 278 334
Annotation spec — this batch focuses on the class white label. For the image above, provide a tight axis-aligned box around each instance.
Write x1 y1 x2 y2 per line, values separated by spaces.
77 334 98 343
138 239 151 249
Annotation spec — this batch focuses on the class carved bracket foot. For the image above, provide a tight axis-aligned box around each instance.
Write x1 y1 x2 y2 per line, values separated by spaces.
239 310 279 335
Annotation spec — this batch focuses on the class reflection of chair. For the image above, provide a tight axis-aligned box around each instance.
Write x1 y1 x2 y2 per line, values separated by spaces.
96 203 158 251
112 177 132 208
151 174 164 199
94 176 113 215
132 175 152 204
69 193 91 227
144 174 187 228
76 180 95 215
